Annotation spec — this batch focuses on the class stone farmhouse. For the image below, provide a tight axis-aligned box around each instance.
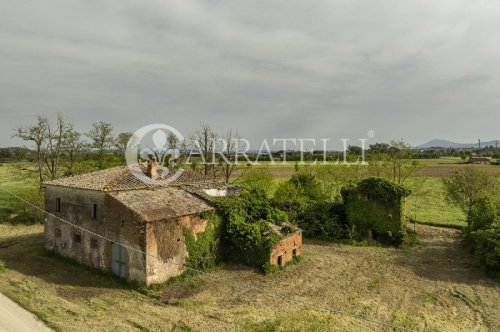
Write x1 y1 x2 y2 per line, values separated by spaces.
43 166 302 285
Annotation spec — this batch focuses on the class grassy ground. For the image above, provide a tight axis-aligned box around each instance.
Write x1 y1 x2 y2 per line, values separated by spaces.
0 223 498 331
405 177 466 228
0 163 40 222
0 160 495 331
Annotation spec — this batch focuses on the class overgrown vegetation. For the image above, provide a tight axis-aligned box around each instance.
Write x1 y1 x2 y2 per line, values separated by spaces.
213 189 294 272
183 211 222 270
342 178 410 246
0 260 5 273
271 173 412 246
443 167 500 278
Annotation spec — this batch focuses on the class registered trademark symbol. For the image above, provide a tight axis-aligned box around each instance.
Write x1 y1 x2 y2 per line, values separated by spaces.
367 130 376 138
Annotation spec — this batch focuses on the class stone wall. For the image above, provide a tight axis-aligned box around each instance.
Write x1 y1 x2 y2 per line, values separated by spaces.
270 230 302 266
145 214 209 285
44 185 148 284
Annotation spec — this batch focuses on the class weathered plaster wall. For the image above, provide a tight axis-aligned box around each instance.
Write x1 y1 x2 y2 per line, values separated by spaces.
44 185 147 284
145 214 208 285
270 231 302 266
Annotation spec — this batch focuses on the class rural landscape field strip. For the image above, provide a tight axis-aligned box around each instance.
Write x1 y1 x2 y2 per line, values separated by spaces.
0 184 416 332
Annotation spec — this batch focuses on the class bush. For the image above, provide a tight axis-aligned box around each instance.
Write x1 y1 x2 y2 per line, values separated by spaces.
271 181 308 223
466 196 498 233
0 260 5 273
272 173 327 224
470 225 500 279
213 189 288 271
11 189 45 224
299 202 346 240
239 168 275 196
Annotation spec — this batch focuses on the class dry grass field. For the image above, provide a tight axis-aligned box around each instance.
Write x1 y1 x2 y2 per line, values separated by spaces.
0 223 498 331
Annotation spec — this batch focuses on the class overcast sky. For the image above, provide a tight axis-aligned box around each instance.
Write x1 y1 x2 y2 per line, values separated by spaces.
1 0 499 149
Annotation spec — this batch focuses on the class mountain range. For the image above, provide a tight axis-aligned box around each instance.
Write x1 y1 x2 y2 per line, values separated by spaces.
417 139 499 149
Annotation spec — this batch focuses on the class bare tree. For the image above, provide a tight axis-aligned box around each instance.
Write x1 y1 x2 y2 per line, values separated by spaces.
86 122 114 169
13 115 49 185
45 113 68 180
189 123 218 176
62 126 86 174
219 129 239 184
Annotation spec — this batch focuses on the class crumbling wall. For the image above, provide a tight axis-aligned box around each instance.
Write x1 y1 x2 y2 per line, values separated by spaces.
145 214 209 285
270 231 302 266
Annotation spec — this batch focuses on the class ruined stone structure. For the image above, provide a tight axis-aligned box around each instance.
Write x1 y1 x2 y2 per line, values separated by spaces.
43 166 225 285
268 224 302 266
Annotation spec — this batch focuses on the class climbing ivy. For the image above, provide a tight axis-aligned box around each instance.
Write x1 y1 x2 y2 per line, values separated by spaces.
213 188 290 272
183 211 222 270
341 177 410 246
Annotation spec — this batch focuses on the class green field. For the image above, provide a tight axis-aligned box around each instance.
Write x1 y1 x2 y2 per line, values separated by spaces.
0 164 39 222
405 177 466 228
0 162 468 227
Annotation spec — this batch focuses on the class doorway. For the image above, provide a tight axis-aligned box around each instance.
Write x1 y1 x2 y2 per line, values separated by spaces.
111 243 126 278
277 255 283 266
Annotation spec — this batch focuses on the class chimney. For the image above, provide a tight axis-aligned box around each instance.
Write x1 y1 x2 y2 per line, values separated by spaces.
147 154 158 180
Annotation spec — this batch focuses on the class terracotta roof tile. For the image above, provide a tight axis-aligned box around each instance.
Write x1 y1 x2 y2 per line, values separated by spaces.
108 187 213 221
44 166 225 192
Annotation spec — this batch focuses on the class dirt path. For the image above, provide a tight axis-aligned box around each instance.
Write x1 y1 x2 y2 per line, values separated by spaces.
0 292 52 332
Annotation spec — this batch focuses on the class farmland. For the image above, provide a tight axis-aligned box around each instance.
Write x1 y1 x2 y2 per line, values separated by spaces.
1 222 499 331
0 159 498 331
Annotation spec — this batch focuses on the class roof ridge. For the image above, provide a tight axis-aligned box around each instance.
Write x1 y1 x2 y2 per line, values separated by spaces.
103 166 133 191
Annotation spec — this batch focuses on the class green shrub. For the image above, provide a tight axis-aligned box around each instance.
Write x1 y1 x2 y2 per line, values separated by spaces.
11 189 45 224
272 173 327 224
0 260 5 273
299 202 346 240
213 189 288 271
238 167 275 196
288 173 327 202
467 196 498 233
470 224 500 279
271 181 308 223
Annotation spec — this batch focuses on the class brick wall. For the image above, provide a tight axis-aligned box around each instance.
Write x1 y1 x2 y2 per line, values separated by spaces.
270 230 302 266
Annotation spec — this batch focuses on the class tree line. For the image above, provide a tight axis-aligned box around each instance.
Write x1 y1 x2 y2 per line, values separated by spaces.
13 114 132 183
11 114 243 185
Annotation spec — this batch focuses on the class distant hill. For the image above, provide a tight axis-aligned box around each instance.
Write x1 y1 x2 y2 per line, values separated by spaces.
417 139 498 149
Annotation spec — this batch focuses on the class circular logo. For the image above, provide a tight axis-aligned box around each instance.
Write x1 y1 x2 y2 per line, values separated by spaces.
125 123 185 185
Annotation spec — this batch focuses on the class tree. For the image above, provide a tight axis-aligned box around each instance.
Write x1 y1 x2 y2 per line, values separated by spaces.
347 145 363 157
62 126 86 175
239 167 274 196
315 164 365 202
167 132 179 150
387 139 422 184
368 143 391 155
189 123 218 176
13 115 49 185
443 167 499 218
86 122 114 169
115 132 133 155
45 113 69 180
219 129 239 184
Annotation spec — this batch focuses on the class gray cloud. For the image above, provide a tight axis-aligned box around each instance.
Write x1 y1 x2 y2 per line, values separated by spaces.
1 0 499 149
